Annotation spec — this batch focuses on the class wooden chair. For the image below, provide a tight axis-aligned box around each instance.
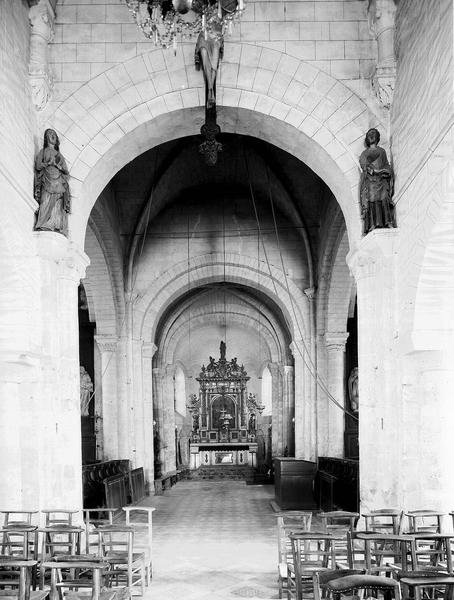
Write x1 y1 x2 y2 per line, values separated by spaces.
319 511 359 570
83 509 117 556
97 525 145 596
350 532 417 575
363 509 404 534
287 532 336 600
41 558 128 600
405 510 444 534
313 569 402 600
275 512 312 598
38 525 83 589
122 507 155 586
0 559 48 600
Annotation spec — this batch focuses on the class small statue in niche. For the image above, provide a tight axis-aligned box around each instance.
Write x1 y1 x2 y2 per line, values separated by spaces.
80 366 94 416
348 366 359 413
34 128 71 237
248 412 256 433
359 128 395 236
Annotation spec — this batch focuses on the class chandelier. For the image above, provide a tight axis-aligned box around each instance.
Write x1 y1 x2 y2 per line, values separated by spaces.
124 0 244 50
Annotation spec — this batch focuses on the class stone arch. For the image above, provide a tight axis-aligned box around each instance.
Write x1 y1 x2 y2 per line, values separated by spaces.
326 231 354 334
47 44 385 248
135 252 309 344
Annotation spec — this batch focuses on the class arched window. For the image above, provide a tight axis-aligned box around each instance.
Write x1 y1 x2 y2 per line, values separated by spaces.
261 366 272 416
174 365 186 416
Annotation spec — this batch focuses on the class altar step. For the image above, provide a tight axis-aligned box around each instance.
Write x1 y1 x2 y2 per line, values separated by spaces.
187 465 255 481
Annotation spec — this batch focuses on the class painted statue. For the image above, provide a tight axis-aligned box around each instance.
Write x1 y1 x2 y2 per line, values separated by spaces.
80 366 94 416
359 128 395 235
34 128 71 237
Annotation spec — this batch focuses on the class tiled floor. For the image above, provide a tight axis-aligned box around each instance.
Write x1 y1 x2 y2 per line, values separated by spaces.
139 480 279 600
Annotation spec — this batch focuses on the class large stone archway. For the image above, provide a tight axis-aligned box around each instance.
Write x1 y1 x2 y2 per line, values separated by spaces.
45 44 385 248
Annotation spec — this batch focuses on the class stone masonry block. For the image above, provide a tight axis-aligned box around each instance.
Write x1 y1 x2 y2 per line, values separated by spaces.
270 22 299 41
283 80 306 105
169 68 189 90
298 87 323 113
330 59 360 79
329 21 359 40
299 22 330 40
285 107 307 128
106 63 132 89
76 5 106 23
240 90 259 110
294 61 318 86
56 5 77 24
254 94 276 115
135 79 157 102
241 44 262 68
105 5 128 24
61 62 91 82
278 54 300 77
311 70 336 95
88 72 116 101
237 65 257 89
219 63 239 87
312 97 337 121
180 88 199 108
119 85 142 109
62 24 91 44
315 2 343 21
105 43 137 63
316 40 344 60
73 84 99 110
121 24 147 43
285 41 316 61
258 47 281 70
252 68 274 94
50 43 77 63
345 40 375 59
152 71 173 96
146 96 168 118
240 22 270 41
221 87 241 107
130 103 153 124
343 2 367 20
101 121 124 145
91 24 121 43
326 81 352 106
268 72 292 100
77 43 106 63
285 2 315 21
255 2 285 21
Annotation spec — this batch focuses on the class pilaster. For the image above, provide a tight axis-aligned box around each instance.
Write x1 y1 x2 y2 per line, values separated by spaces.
95 335 119 460
323 332 349 458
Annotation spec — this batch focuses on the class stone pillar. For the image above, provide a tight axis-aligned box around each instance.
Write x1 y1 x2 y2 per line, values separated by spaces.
347 229 399 510
32 233 88 510
29 0 54 111
152 367 164 477
163 365 177 473
282 365 295 455
324 332 349 458
291 340 315 460
94 335 119 461
142 343 157 486
268 362 282 456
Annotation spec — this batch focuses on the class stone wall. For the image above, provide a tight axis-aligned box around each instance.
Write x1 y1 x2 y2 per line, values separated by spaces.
49 0 375 110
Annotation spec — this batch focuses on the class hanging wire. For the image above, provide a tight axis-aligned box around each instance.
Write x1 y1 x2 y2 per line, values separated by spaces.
187 212 192 360
243 144 358 421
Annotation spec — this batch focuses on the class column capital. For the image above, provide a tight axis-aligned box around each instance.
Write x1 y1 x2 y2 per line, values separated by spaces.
267 362 280 377
304 287 316 301
95 335 118 353
325 331 349 352
368 0 396 108
34 232 90 282
346 228 399 281
142 342 157 359
289 340 304 358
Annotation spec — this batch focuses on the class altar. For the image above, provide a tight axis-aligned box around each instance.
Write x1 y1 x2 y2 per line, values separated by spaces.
187 342 262 471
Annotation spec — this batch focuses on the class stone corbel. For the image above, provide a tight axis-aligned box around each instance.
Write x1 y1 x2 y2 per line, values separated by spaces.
368 0 396 109
142 342 158 360
347 228 398 281
29 0 55 111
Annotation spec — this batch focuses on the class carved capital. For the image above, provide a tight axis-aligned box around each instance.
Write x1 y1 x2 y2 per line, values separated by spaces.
325 331 349 352
347 228 399 281
95 335 118 353
371 64 396 110
304 287 316 301
29 0 55 111
142 342 158 360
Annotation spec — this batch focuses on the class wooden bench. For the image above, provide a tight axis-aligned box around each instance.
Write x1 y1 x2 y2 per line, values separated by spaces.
153 470 181 495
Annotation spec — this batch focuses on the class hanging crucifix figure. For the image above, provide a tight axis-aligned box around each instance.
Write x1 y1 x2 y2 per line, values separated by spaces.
194 18 223 110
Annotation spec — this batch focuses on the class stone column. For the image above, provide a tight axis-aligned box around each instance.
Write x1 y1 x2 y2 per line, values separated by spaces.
142 343 157 486
29 0 54 111
324 332 349 458
163 365 177 473
94 335 119 460
152 367 164 477
36 232 89 510
268 362 282 456
347 229 400 510
282 365 295 455
291 340 315 460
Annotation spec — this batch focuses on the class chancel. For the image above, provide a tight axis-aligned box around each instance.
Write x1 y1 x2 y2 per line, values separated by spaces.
3 0 454 598
188 341 262 471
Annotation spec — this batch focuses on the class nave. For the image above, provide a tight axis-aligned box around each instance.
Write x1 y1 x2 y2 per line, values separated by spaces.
145 480 278 600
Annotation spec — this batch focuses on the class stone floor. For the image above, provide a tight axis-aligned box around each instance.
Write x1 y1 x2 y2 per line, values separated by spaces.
139 479 279 600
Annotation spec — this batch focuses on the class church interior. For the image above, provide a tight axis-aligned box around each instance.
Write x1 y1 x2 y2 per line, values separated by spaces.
2 0 454 599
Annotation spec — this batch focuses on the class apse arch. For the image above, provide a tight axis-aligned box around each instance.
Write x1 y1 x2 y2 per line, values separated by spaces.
48 44 384 248
135 252 309 346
